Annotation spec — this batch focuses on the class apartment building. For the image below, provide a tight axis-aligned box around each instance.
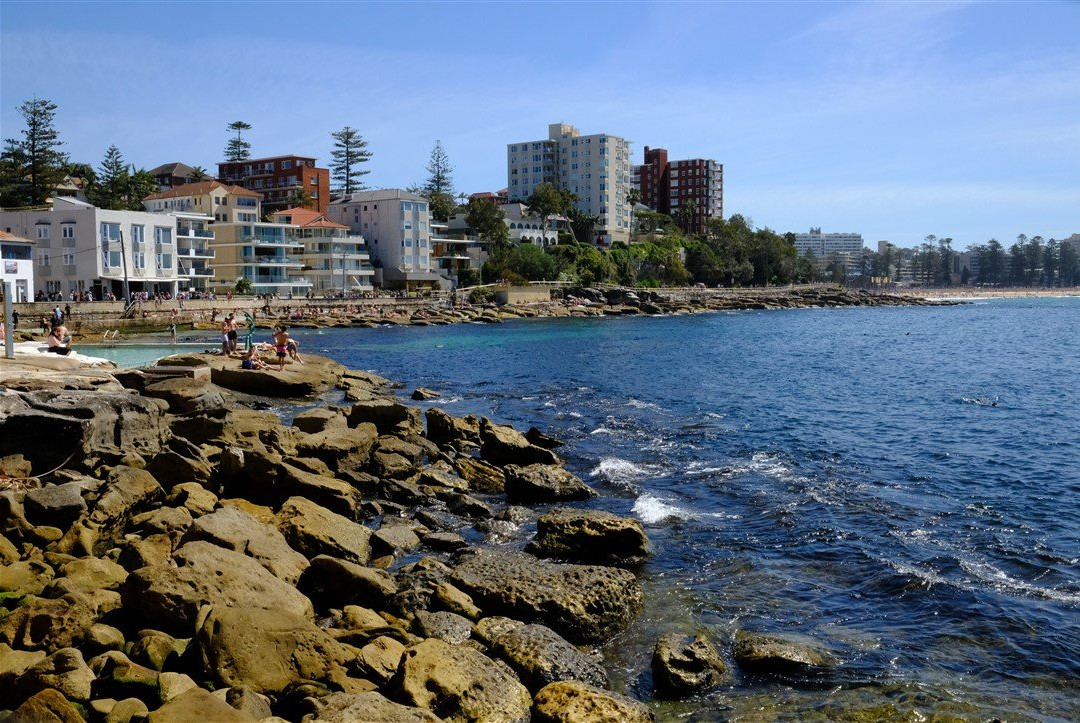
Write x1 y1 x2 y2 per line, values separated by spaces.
507 123 632 245
0 230 35 302
217 155 331 215
269 207 374 294
328 190 442 290
149 162 199 190
145 180 262 224
632 146 723 236
1 197 193 300
794 229 865 269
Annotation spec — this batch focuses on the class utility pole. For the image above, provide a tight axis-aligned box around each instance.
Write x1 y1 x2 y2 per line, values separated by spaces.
340 242 347 298
119 229 131 302
3 281 13 359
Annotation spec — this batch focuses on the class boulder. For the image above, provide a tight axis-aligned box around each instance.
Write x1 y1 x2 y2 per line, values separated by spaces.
0 559 54 597
122 541 314 633
306 691 440 723
371 525 421 557
432 582 482 620
292 407 347 434
128 506 193 537
276 496 372 564
525 427 564 449
532 680 654 723
85 623 126 654
424 408 480 448
0 593 100 652
0 644 47 687
348 400 423 436
391 638 532 722
91 650 160 701
411 388 440 401
195 605 355 694
527 508 650 568
300 555 398 610
181 506 308 584
23 482 89 527
166 483 218 517
157 352 344 398
490 623 608 693
85 466 165 553
47 556 128 595
479 418 560 467
6 688 86 723
451 549 642 645
147 687 255 722
278 462 363 519
103 697 149 723
732 631 830 675
503 464 597 503
0 389 167 475
295 423 378 473
128 631 188 672
356 636 406 684
15 647 95 702
223 685 272 720
651 633 727 696
414 611 473 645
145 449 213 491
453 457 505 494
157 671 198 702
142 377 224 414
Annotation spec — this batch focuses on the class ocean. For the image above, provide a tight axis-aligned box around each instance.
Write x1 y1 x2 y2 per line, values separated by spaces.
129 298 1080 718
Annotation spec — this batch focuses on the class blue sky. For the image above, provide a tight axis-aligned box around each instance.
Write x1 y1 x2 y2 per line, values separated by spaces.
2 0 1077 248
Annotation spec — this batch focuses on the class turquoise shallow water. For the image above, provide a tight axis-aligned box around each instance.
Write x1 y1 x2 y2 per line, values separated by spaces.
96 299 1080 719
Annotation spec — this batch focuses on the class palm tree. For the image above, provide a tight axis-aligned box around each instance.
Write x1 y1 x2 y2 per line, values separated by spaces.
189 166 209 182
625 188 642 241
289 188 315 209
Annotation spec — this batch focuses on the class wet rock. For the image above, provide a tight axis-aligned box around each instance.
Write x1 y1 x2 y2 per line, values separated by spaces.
652 633 727 696
422 531 467 552
291 407 346 434
528 508 649 568
6 688 86 723
490 623 608 692
142 377 224 414
15 647 95 702
306 691 440 723
122 541 313 633
480 417 560 467
276 496 372 564
411 387 440 401
503 464 597 503
371 525 421 557
147 686 254 722
195 605 355 694
416 464 469 492
414 610 473 644
732 630 830 674
299 555 398 610
525 427 564 449
23 482 88 527
453 456 505 494
0 592 100 652
532 680 654 723
424 408 481 449
391 638 532 722
181 506 308 584
348 400 423 436
451 549 642 645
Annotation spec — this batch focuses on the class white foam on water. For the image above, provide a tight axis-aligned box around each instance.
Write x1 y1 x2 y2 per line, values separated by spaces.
567 411 582 418
749 451 804 482
521 396 537 401
438 395 463 404
589 456 661 486
589 426 615 435
627 398 664 412
633 493 694 523
958 558 1080 604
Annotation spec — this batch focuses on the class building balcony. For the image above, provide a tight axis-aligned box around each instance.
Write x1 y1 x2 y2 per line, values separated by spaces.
177 227 214 238
178 267 214 277
177 245 215 258
252 275 311 287
242 253 303 267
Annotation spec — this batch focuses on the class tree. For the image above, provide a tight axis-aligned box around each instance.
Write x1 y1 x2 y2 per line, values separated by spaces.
674 199 698 235
125 169 161 211
224 121 252 162
234 277 253 294
525 183 573 242
189 166 209 182
465 198 509 257
625 188 642 239
288 187 315 209
421 141 455 222
1058 237 1079 286
0 97 68 207
330 126 372 194
93 145 129 210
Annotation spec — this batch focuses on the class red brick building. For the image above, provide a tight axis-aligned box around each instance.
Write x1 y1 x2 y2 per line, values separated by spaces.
217 155 330 215
633 146 723 236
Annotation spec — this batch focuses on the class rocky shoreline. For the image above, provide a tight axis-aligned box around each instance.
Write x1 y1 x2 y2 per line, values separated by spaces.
3 353 836 721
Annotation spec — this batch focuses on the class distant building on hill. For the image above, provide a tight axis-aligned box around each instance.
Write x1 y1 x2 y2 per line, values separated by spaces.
794 229 865 263
633 146 723 235
217 155 331 215
149 162 199 191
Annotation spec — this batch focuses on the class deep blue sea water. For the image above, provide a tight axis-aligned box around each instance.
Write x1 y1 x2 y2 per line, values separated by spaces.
108 299 1080 719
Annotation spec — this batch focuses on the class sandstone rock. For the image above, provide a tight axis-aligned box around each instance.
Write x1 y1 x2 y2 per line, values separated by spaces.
306 691 440 723
732 631 830 674
0 453 33 478
147 686 255 722
129 630 188 672
104 697 149 723
169 408 282 447
371 450 417 479
181 506 308 584
128 506 193 537
391 638 531 722
157 671 197 703
295 424 377 473
433 582 482 620
356 636 406 684
85 466 164 553
276 496 372 564
525 427 564 449
6 688 86 723
116 533 173 572
16 647 95 702
46 557 128 596
165 483 218 517
480 418 560 467
532 680 654 723
371 525 421 557
0 532 19 564
122 541 313 633
414 611 473 645
651 633 727 696
23 482 88 528
490 623 608 692
145 448 213 491
453 457 505 494
299 555 397 610
142 377 224 414
89 650 160 700
292 407 347 434
348 400 423 436
224 685 272 720
195 605 354 694
278 462 363 519
416 464 469 492
422 531 467 552
411 387 440 401
0 643 47 687
424 408 481 449
0 559 54 597
0 593 100 652
445 491 495 519
157 352 344 398
451 549 642 645
216 497 276 524
85 623 126 654
528 508 650 568
503 464 596 503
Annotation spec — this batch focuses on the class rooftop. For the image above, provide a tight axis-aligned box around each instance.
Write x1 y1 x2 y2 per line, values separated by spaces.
144 180 262 201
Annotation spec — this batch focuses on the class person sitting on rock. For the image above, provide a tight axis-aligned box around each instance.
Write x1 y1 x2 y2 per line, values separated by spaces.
46 325 72 355
240 346 269 370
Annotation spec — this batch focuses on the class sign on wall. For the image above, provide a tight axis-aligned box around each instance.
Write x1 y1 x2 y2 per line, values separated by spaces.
3 261 17 274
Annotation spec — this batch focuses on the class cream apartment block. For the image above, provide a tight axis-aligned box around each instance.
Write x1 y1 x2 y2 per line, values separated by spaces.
507 123 632 245
269 207 374 294
328 190 443 289
1 197 202 299
146 181 311 296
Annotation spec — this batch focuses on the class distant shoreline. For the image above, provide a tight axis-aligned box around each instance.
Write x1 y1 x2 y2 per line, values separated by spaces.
890 287 1080 300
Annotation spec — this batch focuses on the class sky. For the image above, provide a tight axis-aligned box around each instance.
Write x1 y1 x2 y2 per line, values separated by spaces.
1 0 1078 249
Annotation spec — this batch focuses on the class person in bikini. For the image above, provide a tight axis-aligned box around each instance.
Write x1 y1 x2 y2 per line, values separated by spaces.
273 325 291 371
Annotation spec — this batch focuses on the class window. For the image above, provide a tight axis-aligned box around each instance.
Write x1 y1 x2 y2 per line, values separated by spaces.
404 254 413 264
37 249 50 267
404 238 413 247
419 255 428 265
281 160 292 170
134 252 146 269
62 224 75 239
100 222 120 244
63 251 75 266
36 224 50 240
402 202 413 211
310 177 317 185
131 225 144 244
158 253 173 270
154 227 173 245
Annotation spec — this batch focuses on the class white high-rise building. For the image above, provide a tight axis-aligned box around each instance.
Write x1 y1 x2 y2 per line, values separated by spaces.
507 123 632 245
793 229 865 260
